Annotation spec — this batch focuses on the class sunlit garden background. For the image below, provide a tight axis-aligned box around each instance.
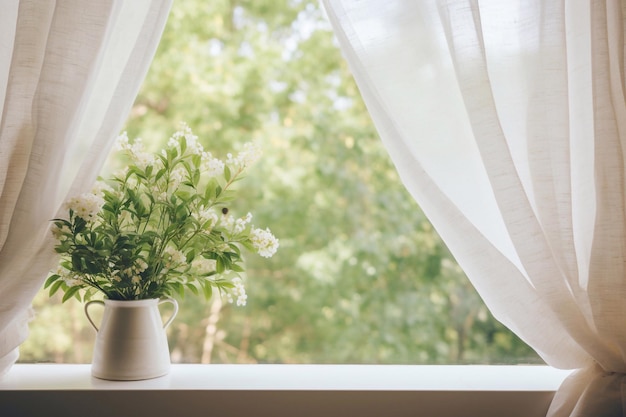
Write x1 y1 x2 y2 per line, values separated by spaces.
20 0 542 365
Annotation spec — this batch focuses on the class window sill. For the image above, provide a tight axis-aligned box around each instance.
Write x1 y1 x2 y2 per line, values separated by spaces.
0 364 571 417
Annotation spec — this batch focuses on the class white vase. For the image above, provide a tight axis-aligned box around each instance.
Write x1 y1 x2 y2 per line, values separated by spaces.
84 298 178 381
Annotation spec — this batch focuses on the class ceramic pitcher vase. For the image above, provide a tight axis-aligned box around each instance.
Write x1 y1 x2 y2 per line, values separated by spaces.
84 298 178 381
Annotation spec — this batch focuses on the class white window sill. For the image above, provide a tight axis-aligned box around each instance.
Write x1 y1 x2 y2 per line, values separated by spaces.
0 364 571 417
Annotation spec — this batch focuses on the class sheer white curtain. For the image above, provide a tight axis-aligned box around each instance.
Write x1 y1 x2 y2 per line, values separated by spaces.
0 0 172 375
324 0 626 415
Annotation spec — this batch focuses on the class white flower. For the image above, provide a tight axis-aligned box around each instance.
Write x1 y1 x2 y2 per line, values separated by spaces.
114 166 129 180
65 192 105 222
135 259 148 273
116 133 154 169
231 277 247 306
250 227 279 258
221 212 252 234
169 124 204 155
131 276 142 285
164 247 187 265
202 153 225 177
57 267 82 287
64 277 82 287
51 223 71 239
91 181 112 197
135 152 155 170
226 142 261 169
191 258 217 274
169 166 187 189
234 212 253 233
151 190 167 201
196 207 219 228
114 131 130 151
185 132 204 156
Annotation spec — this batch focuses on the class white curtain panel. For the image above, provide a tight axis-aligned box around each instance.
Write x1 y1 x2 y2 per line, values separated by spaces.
323 0 626 415
0 0 172 375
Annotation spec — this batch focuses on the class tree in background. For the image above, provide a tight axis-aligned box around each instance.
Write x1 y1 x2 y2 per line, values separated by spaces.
20 0 541 365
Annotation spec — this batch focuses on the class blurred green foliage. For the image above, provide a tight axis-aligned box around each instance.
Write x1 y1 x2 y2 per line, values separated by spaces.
20 0 542 365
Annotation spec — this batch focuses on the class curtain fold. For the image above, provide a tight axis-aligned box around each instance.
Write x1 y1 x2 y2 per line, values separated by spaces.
0 0 172 375
323 0 626 415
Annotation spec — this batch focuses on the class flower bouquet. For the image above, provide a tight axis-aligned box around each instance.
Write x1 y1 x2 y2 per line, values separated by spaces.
45 124 278 305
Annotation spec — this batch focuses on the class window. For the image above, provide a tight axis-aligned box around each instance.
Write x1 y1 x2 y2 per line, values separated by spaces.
19 0 542 366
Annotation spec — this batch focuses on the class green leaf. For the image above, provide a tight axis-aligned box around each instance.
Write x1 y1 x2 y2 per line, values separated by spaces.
166 147 178 162
83 288 98 302
62 285 82 303
217 189 237 203
192 169 200 187
228 243 242 255
173 282 185 298
241 240 256 252
71 252 84 272
179 135 187 153
44 274 61 289
74 217 87 233
186 283 199 296
215 279 235 290
175 190 192 203
102 203 116 215
205 178 218 200
128 166 146 181
224 165 231 182
201 280 213 300
155 167 167 181
216 257 225 274
191 154 201 169
48 280 64 297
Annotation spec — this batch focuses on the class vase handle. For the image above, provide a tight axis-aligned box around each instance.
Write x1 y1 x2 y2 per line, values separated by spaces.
84 300 105 332
158 298 179 329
